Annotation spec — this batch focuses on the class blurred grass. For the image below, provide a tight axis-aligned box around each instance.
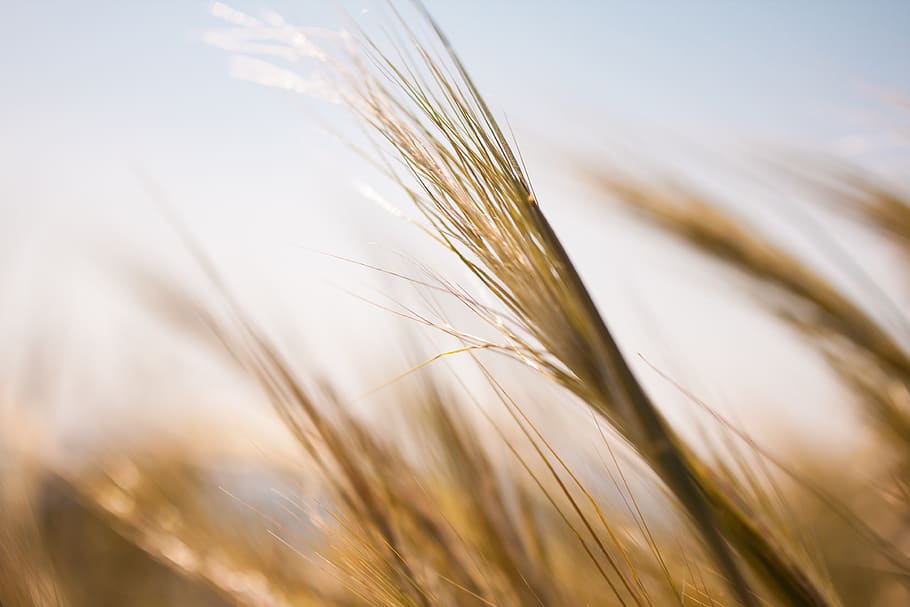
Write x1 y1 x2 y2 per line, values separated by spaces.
3 3 910 606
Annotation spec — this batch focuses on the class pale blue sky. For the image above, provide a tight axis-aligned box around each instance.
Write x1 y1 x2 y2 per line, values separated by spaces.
1 2 908 444
3 1 908 226
4 1 909 142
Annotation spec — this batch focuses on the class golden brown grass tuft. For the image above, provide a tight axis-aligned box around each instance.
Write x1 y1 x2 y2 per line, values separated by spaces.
2 4 909 607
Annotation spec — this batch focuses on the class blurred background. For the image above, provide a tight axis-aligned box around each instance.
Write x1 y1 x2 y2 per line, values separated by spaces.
2 3 910 605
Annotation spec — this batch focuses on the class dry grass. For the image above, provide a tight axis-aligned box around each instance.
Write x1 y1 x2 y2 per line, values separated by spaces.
2 3 909 607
